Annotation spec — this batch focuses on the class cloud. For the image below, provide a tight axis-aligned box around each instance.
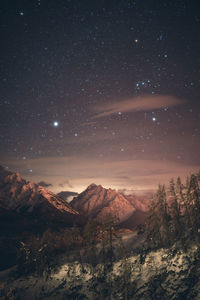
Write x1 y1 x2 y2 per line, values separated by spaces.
80 121 97 127
59 179 73 188
37 180 52 187
5 156 199 194
91 95 184 119
57 191 78 202
118 188 154 197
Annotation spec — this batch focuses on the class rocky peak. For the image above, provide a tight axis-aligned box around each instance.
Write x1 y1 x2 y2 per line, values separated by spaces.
71 184 137 223
87 183 98 189
0 166 79 219
4 172 24 185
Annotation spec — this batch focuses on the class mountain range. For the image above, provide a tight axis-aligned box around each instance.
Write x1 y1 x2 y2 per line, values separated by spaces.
0 166 150 229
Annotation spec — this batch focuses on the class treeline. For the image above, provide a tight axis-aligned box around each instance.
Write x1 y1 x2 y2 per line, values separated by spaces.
145 171 200 249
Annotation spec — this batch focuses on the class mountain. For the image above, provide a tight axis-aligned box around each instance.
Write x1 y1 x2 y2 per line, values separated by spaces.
71 183 150 225
0 166 84 272
124 194 150 211
0 166 150 228
0 166 81 227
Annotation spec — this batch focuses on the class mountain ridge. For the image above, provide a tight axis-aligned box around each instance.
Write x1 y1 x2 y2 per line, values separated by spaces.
0 167 150 227
71 182 150 224
0 166 81 226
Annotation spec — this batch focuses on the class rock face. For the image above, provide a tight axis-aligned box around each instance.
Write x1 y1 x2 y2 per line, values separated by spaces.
71 183 149 224
125 194 150 212
0 166 80 225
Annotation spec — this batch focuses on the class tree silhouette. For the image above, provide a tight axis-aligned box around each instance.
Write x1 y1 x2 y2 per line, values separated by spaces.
146 184 170 247
146 171 200 249
169 178 181 239
187 174 200 238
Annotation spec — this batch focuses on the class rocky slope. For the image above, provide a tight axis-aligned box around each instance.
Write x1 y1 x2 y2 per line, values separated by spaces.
0 166 80 225
125 194 150 212
71 183 149 224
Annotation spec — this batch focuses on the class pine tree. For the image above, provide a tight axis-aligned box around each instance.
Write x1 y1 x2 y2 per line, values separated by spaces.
83 219 98 246
102 214 116 264
176 176 191 229
157 184 169 245
146 185 169 247
83 219 98 265
169 178 181 240
145 171 200 249
187 174 200 237
99 213 118 267
146 196 162 248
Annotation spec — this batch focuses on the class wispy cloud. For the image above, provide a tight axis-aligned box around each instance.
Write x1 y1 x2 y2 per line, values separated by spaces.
59 179 73 188
5 156 199 193
91 95 184 119
37 181 52 187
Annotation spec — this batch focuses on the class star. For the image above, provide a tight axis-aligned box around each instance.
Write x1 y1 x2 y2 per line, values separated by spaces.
19 12 24 16
74 133 78 136
152 117 157 122
53 121 59 127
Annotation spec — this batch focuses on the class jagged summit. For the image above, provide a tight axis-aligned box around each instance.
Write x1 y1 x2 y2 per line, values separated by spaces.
0 166 149 227
86 183 103 191
4 171 25 186
71 183 148 224
0 166 80 225
87 183 98 188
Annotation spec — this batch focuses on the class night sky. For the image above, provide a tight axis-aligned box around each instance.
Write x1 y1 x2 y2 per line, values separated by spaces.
1 1 200 193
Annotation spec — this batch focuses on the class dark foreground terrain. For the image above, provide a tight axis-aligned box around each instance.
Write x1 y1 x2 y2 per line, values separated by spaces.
1 231 200 300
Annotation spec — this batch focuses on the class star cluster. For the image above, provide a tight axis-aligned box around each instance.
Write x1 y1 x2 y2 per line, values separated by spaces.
0 1 200 192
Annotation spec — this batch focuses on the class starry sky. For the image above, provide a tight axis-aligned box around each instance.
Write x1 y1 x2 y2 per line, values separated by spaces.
1 0 200 194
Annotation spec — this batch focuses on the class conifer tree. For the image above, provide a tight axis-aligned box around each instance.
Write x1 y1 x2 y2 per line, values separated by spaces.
157 184 169 245
176 176 191 229
102 214 116 264
146 171 200 249
83 219 98 265
187 174 200 237
146 184 169 247
146 196 161 247
169 178 181 239
83 219 98 246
